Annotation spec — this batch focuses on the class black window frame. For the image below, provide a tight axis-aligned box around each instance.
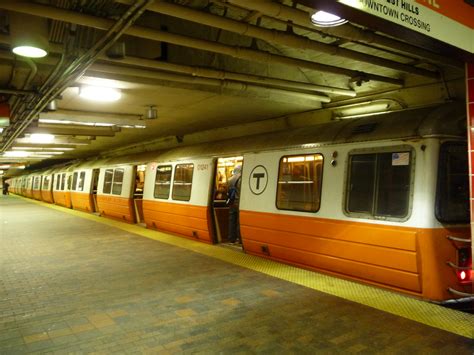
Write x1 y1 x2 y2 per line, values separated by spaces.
103 168 114 194
344 146 415 222
72 172 78 191
154 165 173 199
111 168 124 195
275 153 324 213
78 171 86 191
55 174 61 190
172 163 194 202
435 141 469 224
42 176 50 190
61 173 66 191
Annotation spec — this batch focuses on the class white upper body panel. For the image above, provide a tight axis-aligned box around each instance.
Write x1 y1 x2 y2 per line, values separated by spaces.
143 158 213 207
97 165 135 198
239 138 444 229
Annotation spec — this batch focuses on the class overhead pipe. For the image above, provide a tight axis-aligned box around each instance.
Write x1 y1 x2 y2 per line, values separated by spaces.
225 0 463 69
0 34 356 97
87 64 332 104
0 88 35 95
0 49 333 103
112 57 355 97
1 0 153 152
116 0 438 79
0 1 403 86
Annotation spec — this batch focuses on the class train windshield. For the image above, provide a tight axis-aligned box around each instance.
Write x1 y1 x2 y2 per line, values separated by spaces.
435 142 469 224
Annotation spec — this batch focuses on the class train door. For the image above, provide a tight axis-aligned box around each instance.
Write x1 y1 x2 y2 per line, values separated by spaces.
133 164 146 224
211 156 243 245
91 168 100 212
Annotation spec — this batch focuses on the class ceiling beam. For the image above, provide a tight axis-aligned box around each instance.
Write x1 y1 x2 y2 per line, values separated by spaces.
116 0 438 78
0 1 403 86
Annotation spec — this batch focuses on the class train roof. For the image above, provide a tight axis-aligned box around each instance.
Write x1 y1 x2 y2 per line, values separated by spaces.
13 102 466 174
126 102 467 164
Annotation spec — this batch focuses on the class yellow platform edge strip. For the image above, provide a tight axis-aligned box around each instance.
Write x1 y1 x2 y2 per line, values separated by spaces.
14 196 474 339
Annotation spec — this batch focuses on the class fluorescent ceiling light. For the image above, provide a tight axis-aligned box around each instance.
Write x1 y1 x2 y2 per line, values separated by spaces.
39 118 115 127
0 164 10 169
310 11 348 27
12 147 75 151
3 151 29 157
38 118 144 129
29 133 55 143
12 45 48 58
31 151 64 155
79 86 122 102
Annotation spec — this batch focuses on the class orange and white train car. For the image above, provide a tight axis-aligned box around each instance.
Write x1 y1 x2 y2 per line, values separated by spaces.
143 157 215 244
9 103 472 302
40 171 55 203
140 103 471 301
52 168 73 208
69 166 98 213
31 175 42 200
96 164 137 223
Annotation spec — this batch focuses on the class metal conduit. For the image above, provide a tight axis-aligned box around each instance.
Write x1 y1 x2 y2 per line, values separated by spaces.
0 34 356 97
225 0 463 69
110 57 354 97
87 64 331 103
1 0 153 152
0 2 403 86
0 47 357 102
116 0 438 78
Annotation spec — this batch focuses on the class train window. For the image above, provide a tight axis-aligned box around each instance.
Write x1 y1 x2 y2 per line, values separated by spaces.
154 165 172 199
55 175 61 190
276 154 324 212
61 174 66 191
112 168 124 195
72 172 78 191
346 151 411 218
78 171 86 191
436 142 469 223
103 169 113 194
33 176 40 190
172 163 194 201
42 176 50 190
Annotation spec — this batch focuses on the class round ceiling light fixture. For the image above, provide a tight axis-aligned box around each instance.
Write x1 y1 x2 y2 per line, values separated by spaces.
12 46 48 58
10 13 49 58
310 10 348 27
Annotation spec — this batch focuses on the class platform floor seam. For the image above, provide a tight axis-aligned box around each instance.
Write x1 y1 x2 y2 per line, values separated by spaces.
14 195 474 339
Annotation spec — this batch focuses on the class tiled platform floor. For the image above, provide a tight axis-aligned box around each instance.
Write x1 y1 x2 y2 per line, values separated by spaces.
0 195 473 354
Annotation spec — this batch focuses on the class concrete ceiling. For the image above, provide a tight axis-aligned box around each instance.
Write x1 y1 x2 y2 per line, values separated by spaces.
0 0 468 176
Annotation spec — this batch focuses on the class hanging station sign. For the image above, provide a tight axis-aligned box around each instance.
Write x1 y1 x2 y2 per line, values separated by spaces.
336 0 474 53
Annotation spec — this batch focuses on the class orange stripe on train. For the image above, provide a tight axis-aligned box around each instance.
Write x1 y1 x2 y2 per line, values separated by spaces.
143 200 212 243
240 210 471 301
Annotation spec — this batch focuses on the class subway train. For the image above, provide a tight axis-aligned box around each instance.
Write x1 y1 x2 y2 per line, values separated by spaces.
6 103 473 302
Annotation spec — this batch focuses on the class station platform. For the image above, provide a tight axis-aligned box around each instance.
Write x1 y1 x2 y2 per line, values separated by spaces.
0 195 473 354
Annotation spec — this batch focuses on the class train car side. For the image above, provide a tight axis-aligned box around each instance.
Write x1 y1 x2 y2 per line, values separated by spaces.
96 165 136 223
70 169 96 212
239 138 470 301
53 171 72 208
142 158 214 243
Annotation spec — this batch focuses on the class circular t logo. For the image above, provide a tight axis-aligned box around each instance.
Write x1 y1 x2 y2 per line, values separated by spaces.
249 165 268 195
